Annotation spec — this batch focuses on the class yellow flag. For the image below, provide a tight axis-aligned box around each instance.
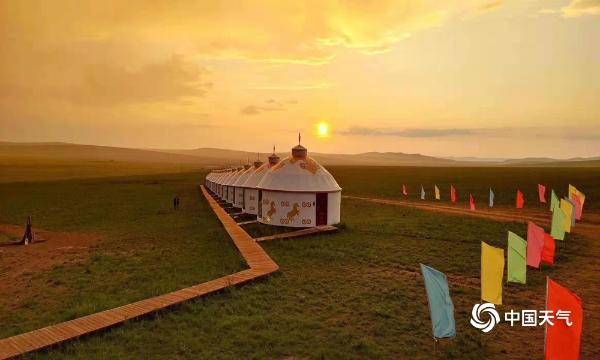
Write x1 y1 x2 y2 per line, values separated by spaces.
569 184 586 207
435 185 440 200
560 199 573 233
481 242 504 304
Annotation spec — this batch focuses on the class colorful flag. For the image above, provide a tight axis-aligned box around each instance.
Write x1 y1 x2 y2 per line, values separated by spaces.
565 197 577 228
538 184 546 203
541 233 555 265
489 188 494 208
450 185 457 203
550 189 559 212
481 242 504 304
545 278 583 360
560 199 573 233
402 184 408 196
551 206 566 241
435 185 440 200
527 222 545 268
568 184 586 208
516 189 524 209
469 194 476 211
570 194 582 220
420 264 456 339
421 185 425 200
507 232 527 284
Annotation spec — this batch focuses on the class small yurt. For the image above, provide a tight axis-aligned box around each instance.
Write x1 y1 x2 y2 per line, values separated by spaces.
221 168 237 200
205 171 215 192
256 140 341 227
210 171 221 193
225 167 244 204
240 150 281 215
210 170 223 195
232 160 263 209
217 169 233 199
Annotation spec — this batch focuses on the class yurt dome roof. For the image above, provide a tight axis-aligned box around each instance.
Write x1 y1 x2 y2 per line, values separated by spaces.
241 149 280 188
216 169 234 184
256 142 341 193
223 168 244 186
232 163 259 186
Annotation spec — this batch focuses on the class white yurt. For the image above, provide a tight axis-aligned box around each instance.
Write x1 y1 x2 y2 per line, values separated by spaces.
232 160 263 209
217 169 233 199
210 170 223 195
256 140 341 227
209 170 225 194
240 150 281 215
205 171 215 192
225 167 244 204
220 168 234 201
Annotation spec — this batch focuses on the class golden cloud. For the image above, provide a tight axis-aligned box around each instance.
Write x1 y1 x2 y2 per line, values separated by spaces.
1 1 505 66
561 0 600 17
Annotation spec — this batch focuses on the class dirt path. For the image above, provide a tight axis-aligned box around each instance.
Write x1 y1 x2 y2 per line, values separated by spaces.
0 224 100 311
344 195 600 240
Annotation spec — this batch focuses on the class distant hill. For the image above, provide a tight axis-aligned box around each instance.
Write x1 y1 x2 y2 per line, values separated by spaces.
0 142 219 166
160 147 460 166
1 142 599 167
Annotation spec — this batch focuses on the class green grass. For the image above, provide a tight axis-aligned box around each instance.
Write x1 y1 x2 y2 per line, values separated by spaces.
0 172 244 338
0 232 18 244
329 166 600 210
26 197 593 360
0 156 205 183
0 165 597 359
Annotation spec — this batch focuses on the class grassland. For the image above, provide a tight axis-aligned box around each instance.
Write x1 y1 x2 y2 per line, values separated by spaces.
0 164 598 359
0 156 206 183
330 166 600 211
0 171 244 339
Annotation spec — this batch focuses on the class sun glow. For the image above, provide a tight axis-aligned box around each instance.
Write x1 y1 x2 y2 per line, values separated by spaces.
317 122 330 138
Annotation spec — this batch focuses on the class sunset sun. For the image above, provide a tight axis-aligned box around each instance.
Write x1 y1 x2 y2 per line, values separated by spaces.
317 122 330 138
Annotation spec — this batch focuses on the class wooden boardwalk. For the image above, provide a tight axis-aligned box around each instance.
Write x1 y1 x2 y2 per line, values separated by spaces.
0 186 278 359
255 225 338 242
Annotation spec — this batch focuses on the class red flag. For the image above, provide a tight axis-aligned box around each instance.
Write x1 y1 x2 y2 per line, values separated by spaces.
541 233 555 265
469 194 475 211
402 184 408 196
570 194 582 220
538 184 547 203
450 185 456 203
527 222 545 268
516 190 525 209
545 278 583 360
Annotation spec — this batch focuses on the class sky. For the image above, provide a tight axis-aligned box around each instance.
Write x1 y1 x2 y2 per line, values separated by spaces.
1 0 599 158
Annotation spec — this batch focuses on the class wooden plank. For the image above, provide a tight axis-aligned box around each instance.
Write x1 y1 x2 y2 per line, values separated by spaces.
0 185 279 359
237 220 259 226
255 225 338 242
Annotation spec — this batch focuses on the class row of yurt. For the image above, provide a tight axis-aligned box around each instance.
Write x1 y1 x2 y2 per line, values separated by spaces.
205 139 341 228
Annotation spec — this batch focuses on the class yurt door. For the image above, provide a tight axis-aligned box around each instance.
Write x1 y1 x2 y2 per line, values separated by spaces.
316 193 328 226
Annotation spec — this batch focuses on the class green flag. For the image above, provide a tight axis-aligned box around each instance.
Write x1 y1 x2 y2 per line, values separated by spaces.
550 190 559 212
551 206 566 241
507 231 527 284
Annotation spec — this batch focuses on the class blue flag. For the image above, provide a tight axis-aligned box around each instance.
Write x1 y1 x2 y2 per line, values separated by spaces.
420 263 456 339
489 188 494 208
421 185 426 200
